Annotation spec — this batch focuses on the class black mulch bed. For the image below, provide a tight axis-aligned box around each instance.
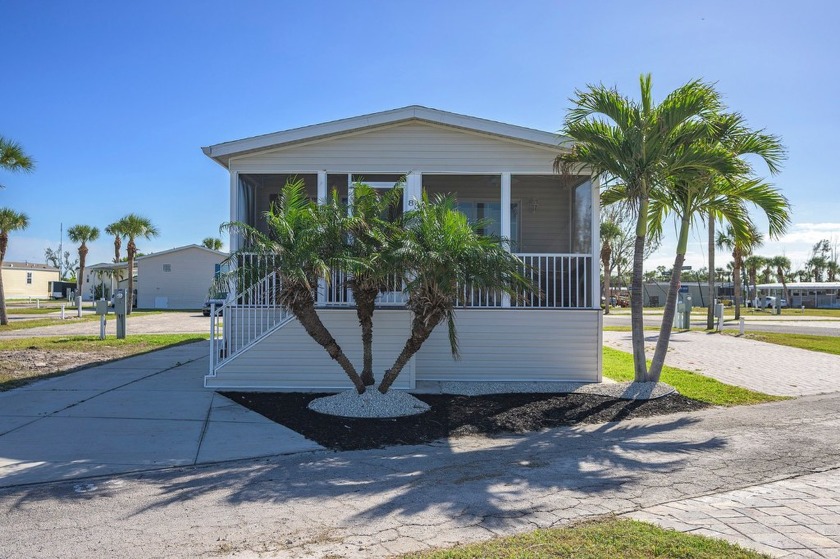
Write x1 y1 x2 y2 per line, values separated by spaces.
221 391 710 451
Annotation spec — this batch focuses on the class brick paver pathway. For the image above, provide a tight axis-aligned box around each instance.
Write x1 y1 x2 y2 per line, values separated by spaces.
603 330 840 396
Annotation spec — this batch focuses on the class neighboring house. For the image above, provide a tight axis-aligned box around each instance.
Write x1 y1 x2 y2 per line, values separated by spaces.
201 105 602 390
81 262 134 302
643 281 734 308
0 262 59 299
136 245 227 309
757 282 840 309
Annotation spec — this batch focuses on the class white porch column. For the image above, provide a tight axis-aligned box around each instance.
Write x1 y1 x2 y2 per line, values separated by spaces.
404 171 422 213
317 171 328 303
230 171 240 252
347 173 354 215
501 172 512 308
317 170 327 204
591 176 601 310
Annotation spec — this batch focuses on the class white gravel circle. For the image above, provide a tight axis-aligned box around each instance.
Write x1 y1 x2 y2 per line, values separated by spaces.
308 389 431 418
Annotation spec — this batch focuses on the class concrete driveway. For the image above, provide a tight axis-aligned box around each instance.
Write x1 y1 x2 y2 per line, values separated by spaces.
0 311 211 338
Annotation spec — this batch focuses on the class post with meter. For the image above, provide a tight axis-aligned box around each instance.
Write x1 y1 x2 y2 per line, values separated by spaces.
113 288 128 339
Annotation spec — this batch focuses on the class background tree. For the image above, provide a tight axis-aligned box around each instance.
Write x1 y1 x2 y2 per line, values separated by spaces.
0 136 34 188
0 208 30 325
599 219 622 314
44 246 78 281
105 221 125 288
378 194 531 393
767 255 792 305
556 74 736 382
202 237 223 251
743 254 768 307
717 223 764 318
113 214 158 313
67 225 100 300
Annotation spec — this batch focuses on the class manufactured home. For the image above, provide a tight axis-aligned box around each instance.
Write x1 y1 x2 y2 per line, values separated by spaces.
0 262 59 299
202 106 602 390
136 245 227 309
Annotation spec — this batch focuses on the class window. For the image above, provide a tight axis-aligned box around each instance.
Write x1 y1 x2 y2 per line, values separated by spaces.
455 201 520 250
162 264 172 272
26 272 32 284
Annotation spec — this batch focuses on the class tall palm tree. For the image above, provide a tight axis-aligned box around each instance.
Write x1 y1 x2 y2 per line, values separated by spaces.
105 221 125 294
600 220 622 314
0 137 34 188
744 254 768 308
378 194 531 393
67 225 100 301
557 74 740 381
113 214 159 313
717 223 764 318
0 208 30 325
202 237 223 251
223 179 367 393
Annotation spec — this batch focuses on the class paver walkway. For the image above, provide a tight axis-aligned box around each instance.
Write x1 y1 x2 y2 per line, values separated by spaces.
627 469 840 558
603 330 840 396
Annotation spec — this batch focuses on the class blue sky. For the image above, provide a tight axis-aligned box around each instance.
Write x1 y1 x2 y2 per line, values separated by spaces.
2 1 838 271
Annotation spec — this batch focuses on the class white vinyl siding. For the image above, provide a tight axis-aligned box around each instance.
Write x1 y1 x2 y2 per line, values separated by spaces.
415 309 601 382
208 308 601 390
229 122 559 175
209 309 415 391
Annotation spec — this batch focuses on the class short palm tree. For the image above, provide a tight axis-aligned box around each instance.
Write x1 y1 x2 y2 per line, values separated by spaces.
113 214 159 313
827 260 840 282
0 137 34 188
600 220 622 314
67 225 100 301
202 237 223 251
378 194 531 393
743 254 767 307
0 208 30 325
223 179 367 393
556 74 740 381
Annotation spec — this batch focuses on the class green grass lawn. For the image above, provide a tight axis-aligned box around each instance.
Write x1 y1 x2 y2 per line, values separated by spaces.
0 334 208 390
0 310 162 332
602 347 786 406
402 518 769 558
723 331 840 356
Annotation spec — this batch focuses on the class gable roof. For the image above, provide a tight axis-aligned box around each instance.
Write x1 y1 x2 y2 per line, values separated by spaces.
1 261 59 272
202 105 572 168
136 244 227 261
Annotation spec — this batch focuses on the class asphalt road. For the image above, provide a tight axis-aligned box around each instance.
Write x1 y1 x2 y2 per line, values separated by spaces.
603 312 840 336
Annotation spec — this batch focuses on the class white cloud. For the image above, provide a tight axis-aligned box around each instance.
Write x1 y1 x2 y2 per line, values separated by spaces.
778 223 840 245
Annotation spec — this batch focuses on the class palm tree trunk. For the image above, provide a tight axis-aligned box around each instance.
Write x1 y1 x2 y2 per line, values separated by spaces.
778 269 791 309
290 290 366 394
77 243 88 301
733 250 742 320
630 202 649 382
649 217 690 381
0 233 7 326
352 285 377 386
378 312 438 393
706 213 715 329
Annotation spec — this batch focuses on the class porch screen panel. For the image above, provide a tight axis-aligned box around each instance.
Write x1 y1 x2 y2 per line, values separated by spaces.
241 173 317 236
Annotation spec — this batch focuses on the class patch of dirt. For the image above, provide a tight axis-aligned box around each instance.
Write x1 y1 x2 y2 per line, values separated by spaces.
0 348 137 390
221 391 711 451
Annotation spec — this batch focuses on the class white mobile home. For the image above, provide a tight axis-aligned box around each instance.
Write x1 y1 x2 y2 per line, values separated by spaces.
136 245 227 309
202 106 602 390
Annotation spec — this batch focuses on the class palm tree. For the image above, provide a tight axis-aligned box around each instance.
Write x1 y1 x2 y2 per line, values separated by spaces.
67 225 100 301
600 220 622 314
807 256 828 282
744 254 768 308
768 256 792 305
202 237 223 251
828 260 840 282
645 176 788 377
223 179 367 394
717 223 764 318
557 74 740 381
0 137 34 188
113 214 159 313
343 183 403 386
0 208 30 325
378 194 531 393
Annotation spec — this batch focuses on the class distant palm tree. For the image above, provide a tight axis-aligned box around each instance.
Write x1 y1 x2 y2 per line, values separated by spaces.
0 137 34 188
743 254 767 307
113 214 159 313
0 208 30 325
600 220 623 315
202 237 223 251
828 260 840 282
67 225 100 301
767 256 792 305
717 223 763 318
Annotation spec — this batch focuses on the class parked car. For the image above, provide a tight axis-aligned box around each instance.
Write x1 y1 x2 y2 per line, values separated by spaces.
761 296 787 309
203 293 228 317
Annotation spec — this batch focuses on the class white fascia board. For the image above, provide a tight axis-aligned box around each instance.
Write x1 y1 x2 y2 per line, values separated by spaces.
136 244 228 261
202 105 575 168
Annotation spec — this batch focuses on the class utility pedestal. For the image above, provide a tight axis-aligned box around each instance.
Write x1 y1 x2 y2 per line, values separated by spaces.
113 289 127 339
94 299 109 340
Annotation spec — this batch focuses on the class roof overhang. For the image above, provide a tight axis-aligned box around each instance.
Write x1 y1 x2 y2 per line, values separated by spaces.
202 105 574 169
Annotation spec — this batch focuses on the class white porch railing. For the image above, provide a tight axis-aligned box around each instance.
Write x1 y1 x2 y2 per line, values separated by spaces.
209 252 593 374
